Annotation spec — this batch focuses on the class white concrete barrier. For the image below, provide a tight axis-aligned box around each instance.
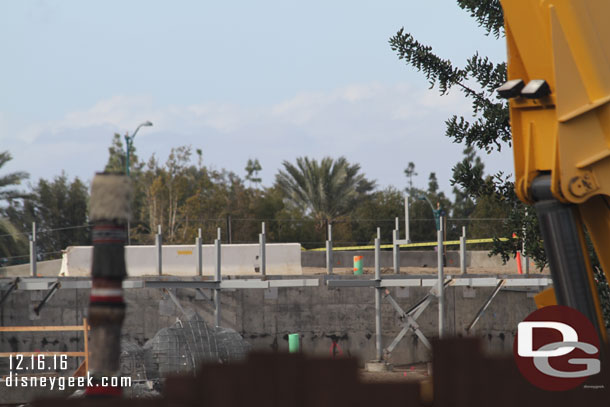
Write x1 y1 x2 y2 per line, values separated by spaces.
60 243 302 276
468 251 520 270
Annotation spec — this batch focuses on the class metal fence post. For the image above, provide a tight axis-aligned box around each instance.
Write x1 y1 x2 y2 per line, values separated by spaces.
438 216 445 338
196 228 202 276
460 226 467 275
393 228 400 275
405 197 410 243
30 222 37 277
226 214 232 244
326 223 333 275
374 227 382 361
214 227 222 327
259 222 266 278
156 225 162 276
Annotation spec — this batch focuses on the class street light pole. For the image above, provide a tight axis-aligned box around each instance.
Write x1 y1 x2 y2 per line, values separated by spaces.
125 137 133 177
419 195 441 231
124 121 153 177
124 121 153 245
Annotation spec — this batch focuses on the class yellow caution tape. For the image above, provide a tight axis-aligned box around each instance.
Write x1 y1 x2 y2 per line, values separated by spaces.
307 237 511 252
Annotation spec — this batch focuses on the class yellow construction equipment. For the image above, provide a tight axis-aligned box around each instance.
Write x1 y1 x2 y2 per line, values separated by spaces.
499 0 610 341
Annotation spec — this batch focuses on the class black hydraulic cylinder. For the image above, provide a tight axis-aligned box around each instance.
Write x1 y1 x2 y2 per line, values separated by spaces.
531 175 603 337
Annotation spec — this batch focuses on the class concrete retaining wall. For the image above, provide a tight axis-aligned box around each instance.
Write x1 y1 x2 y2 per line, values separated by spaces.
0 276 539 373
61 243 302 276
302 250 520 270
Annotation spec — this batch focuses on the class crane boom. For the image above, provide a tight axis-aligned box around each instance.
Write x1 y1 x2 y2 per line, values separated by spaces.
500 0 610 341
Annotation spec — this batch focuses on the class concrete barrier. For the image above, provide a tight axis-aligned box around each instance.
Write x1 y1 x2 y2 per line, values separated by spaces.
60 243 302 276
302 250 523 271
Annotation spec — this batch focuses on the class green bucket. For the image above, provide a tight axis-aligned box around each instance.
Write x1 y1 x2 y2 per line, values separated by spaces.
353 255 363 275
288 333 300 353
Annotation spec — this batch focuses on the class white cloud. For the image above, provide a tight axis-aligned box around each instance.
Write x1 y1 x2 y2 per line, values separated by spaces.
2 82 514 195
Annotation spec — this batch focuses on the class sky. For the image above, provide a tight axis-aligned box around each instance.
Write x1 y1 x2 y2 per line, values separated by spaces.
0 0 511 196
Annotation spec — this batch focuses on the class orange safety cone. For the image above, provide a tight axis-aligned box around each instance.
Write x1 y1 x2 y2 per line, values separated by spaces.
513 233 523 275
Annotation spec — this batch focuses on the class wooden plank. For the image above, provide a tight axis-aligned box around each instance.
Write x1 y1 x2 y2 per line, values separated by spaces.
83 318 89 373
0 325 86 332
0 352 86 357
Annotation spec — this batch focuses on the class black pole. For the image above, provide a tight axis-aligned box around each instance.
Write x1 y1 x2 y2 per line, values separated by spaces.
226 214 232 244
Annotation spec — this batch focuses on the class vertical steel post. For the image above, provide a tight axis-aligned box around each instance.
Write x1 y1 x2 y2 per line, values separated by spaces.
443 216 447 267
226 214 232 244
374 227 382 361
214 227 221 327
125 137 132 246
215 228 221 280
326 223 333 275
438 216 445 338
405 196 410 243
196 228 202 276
393 229 400 274
260 222 266 278
522 247 529 275
460 226 467 275
394 216 400 274
156 225 162 276
30 222 37 277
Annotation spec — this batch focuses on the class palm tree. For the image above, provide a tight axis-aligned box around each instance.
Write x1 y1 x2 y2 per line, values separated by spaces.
0 151 28 201
0 151 28 258
276 156 375 227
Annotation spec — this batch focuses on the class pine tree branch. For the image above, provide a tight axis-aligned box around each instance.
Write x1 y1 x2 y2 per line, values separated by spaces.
456 0 504 38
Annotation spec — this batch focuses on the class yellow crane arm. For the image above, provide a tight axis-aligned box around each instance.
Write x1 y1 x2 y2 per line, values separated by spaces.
500 0 610 341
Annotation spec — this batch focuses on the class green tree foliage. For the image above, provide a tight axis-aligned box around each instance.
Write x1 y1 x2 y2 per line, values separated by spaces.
351 187 406 243
1 126 527 264
105 133 126 173
135 147 199 243
0 151 28 259
0 218 24 261
105 133 144 175
389 0 544 268
404 161 417 196
276 157 375 228
0 151 29 201
451 146 479 220
427 173 439 195
245 158 262 187
122 143 318 246
5 173 89 260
